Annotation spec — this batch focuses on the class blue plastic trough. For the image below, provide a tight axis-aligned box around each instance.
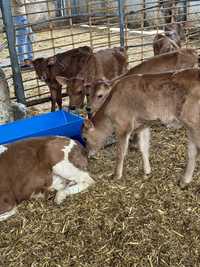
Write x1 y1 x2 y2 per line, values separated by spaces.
0 110 84 145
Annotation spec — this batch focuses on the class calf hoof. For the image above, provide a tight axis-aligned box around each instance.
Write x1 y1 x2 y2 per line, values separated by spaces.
144 167 151 176
54 190 66 205
114 172 122 180
178 179 189 190
106 172 116 180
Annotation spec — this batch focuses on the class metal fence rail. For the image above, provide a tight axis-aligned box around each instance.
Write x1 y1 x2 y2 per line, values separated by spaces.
0 0 200 107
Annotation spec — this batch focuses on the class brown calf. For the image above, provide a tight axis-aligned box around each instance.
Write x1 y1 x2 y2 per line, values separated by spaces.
32 46 92 112
82 69 200 188
153 23 186 56
87 48 198 114
56 47 128 110
0 137 94 221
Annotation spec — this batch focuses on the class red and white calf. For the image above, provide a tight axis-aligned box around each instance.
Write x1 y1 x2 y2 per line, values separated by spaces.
0 137 94 221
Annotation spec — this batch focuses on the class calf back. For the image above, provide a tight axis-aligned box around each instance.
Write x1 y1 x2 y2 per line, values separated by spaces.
82 47 127 83
127 49 198 76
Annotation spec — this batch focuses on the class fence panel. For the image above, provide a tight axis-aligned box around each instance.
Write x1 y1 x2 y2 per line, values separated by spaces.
0 0 200 107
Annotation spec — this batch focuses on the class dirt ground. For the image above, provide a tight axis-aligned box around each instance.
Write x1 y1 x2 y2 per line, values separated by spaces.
1 26 200 267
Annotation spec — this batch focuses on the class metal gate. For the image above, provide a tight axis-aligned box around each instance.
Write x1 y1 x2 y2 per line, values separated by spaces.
0 0 199 107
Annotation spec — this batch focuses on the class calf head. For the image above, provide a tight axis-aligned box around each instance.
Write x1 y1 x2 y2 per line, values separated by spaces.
86 79 112 114
32 57 55 82
82 119 106 157
56 76 85 110
165 22 192 42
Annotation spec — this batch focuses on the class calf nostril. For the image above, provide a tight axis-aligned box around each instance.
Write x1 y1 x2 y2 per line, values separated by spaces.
87 112 92 119
69 106 76 110
86 107 91 112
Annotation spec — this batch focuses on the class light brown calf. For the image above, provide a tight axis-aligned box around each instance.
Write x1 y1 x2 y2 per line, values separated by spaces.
0 137 94 221
82 69 200 188
153 23 185 55
56 47 128 110
87 48 198 114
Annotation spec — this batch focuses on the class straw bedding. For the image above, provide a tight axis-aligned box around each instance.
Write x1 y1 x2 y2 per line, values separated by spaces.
1 124 200 266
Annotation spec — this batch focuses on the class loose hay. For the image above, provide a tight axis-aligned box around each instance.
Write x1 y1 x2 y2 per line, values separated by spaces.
1 124 200 267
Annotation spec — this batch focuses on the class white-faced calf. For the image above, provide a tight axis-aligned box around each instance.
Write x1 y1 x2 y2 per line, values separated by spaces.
0 137 94 221
82 69 200 188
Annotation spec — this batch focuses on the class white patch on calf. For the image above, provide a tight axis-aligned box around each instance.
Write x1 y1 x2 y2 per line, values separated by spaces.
49 175 66 191
0 207 17 222
0 145 7 155
52 140 94 200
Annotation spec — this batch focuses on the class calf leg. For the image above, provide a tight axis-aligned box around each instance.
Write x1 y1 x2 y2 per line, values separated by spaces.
55 175 94 204
56 86 62 110
138 128 151 175
180 138 198 188
50 89 57 112
52 165 94 204
115 129 132 179
54 180 77 205
50 174 68 204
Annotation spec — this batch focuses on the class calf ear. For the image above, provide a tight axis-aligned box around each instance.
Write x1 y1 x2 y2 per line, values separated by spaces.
103 79 112 87
29 60 33 66
56 76 69 85
31 57 44 67
47 56 56 65
84 118 94 130
84 82 91 87
78 46 92 55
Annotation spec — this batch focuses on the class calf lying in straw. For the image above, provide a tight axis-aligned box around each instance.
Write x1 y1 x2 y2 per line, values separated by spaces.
82 69 200 188
0 137 94 221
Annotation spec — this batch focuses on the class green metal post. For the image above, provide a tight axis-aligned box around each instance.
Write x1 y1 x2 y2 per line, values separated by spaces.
118 0 125 48
1 0 26 104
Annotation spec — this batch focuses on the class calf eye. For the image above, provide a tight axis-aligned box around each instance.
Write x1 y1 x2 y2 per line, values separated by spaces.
83 137 87 142
98 94 103 98
3 197 9 204
77 90 82 95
